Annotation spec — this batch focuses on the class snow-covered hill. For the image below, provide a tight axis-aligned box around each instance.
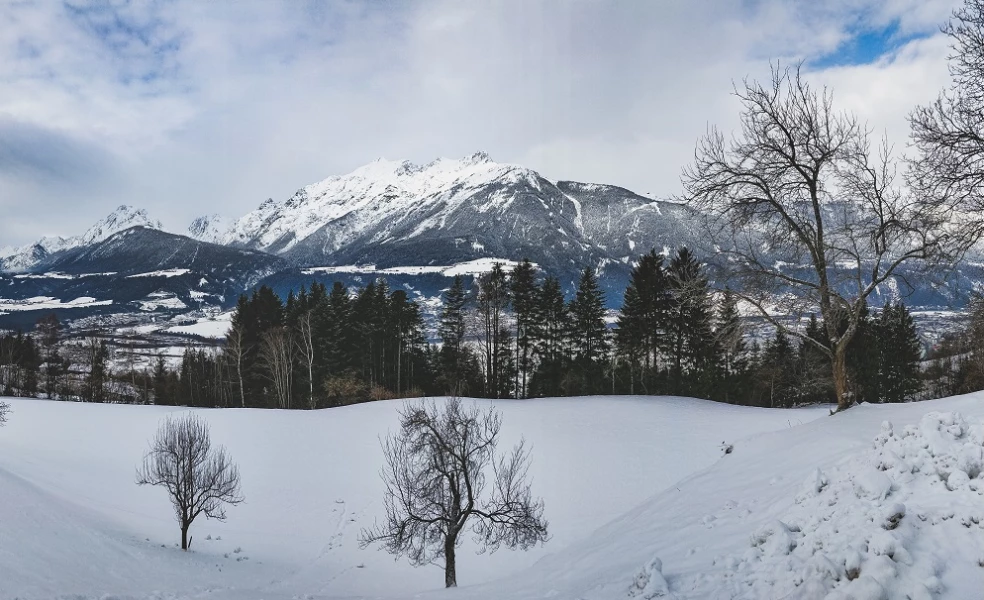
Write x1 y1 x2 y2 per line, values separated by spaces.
0 396 828 599
216 152 701 276
4 395 984 598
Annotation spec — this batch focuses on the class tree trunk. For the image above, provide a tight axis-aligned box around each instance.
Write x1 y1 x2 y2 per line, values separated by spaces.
832 348 849 411
444 537 457 588
181 521 190 550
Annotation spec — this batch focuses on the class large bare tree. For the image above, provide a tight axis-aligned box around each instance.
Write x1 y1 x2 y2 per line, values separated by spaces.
360 398 548 588
910 0 984 250
682 65 949 411
136 413 243 550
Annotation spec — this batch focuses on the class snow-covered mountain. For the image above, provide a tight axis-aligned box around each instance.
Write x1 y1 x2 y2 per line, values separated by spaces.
0 205 164 273
187 214 227 244
216 152 702 276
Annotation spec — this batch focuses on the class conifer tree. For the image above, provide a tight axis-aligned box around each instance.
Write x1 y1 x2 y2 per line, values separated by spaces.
567 267 609 395
510 260 539 398
878 302 923 403
714 288 748 403
615 250 670 394
438 275 470 395
666 247 717 397
797 314 834 405
477 264 511 398
530 276 568 397
756 329 798 408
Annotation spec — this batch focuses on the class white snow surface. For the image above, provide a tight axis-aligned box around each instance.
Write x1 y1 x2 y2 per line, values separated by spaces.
301 258 531 278
0 296 112 314
0 396 827 599
164 312 234 338
126 269 191 279
6 395 984 599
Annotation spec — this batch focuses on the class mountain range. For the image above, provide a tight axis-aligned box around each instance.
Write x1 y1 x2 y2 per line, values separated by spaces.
0 153 977 334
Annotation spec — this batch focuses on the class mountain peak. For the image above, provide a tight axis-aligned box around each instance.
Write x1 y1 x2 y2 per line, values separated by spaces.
463 151 492 164
80 205 163 246
188 214 227 244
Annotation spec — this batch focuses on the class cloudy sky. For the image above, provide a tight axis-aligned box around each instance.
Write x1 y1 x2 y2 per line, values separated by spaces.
0 0 961 246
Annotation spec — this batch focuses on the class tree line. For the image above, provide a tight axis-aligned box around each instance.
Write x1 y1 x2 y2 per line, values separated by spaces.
0 247 927 409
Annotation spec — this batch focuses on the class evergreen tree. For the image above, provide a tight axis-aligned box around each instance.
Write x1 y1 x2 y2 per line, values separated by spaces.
615 250 670 394
755 328 798 408
437 275 474 395
529 276 568 397
878 302 923 403
510 260 538 398
567 267 609 395
82 339 110 403
797 314 834 405
666 247 717 397
714 289 748 403
477 264 511 398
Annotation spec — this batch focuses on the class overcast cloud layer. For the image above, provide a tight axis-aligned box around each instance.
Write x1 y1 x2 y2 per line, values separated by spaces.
0 0 961 246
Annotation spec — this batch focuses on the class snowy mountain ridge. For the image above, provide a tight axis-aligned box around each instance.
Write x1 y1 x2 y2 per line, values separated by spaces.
213 152 700 276
221 152 549 252
1 205 165 273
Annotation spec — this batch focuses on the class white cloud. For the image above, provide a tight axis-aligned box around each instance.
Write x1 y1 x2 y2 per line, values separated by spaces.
0 0 963 245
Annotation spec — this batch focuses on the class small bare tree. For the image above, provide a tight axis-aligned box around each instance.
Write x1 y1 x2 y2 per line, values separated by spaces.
295 310 317 409
0 400 9 426
360 398 548 588
682 65 950 411
136 413 243 550
225 324 249 408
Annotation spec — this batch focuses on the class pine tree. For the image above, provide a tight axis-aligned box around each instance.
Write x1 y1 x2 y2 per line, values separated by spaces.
797 314 834 405
510 259 538 398
714 288 748 403
477 264 511 398
615 250 670 394
438 275 470 395
529 276 568 397
567 267 609 395
878 302 923 403
756 328 798 408
666 247 716 397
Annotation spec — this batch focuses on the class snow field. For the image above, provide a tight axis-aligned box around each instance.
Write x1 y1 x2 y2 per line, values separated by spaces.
0 396 827 599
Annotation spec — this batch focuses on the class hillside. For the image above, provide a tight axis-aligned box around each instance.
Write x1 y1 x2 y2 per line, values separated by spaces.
0 396 828 599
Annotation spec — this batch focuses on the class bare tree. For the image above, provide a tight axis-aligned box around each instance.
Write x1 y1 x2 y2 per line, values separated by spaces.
136 413 243 550
360 398 548 588
0 400 9 426
682 65 950 411
909 0 984 250
260 327 294 409
295 310 317 409
225 324 249 408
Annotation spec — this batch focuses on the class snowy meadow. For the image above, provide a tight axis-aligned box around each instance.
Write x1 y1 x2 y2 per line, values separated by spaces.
3 394 984 598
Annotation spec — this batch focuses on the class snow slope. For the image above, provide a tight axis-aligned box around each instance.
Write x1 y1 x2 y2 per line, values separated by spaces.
0 396 826 599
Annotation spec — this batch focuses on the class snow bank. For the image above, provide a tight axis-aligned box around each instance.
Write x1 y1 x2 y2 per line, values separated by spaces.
671 412 984 599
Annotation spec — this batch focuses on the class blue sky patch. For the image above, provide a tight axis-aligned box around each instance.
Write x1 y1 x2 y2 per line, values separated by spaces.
811 20 921 68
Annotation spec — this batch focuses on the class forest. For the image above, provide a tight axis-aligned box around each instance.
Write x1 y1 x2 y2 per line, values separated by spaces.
0 246 953 409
